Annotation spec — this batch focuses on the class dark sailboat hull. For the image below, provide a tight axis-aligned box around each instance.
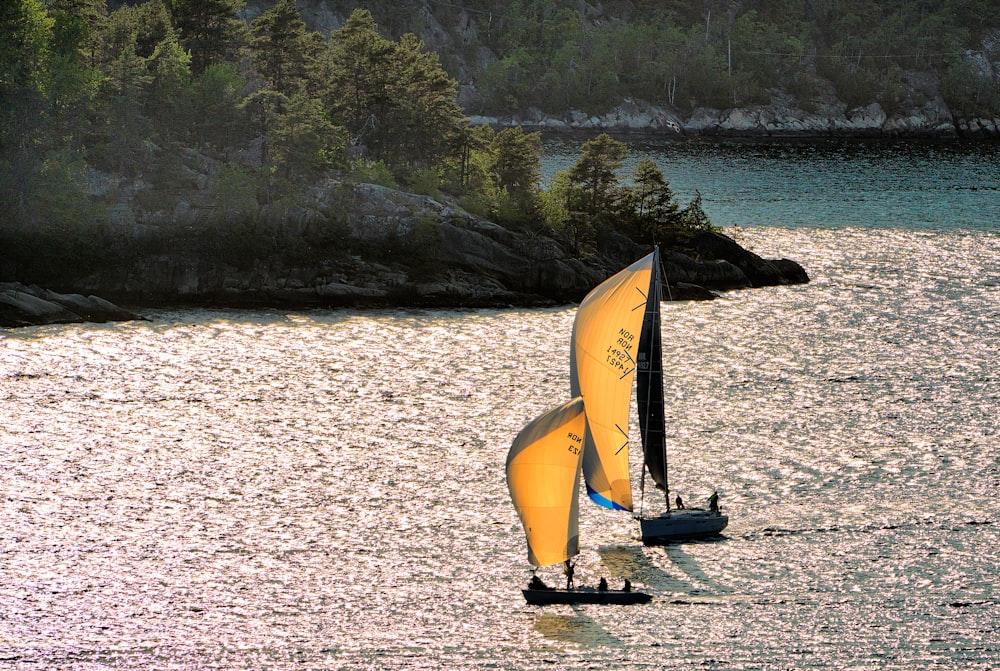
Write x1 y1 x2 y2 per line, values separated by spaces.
640 509 728 544
522 587 652 605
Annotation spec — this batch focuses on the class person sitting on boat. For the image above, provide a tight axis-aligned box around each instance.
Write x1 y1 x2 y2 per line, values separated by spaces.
564 560 575 590
528 574 550 590
598 577 608 591
622 578 631 593
675 494 685 510
709 490 719 513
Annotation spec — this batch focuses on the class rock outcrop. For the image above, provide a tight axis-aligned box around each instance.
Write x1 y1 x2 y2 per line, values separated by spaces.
0 283 143 328
57 181 807 311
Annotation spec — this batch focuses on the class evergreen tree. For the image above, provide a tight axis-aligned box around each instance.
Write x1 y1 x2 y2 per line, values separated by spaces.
92 4 165 174
327 9 465 171
568 133 627 218
269 91 346 181
0 0 54 223
146 29 192 140
490 126 541 219
48 0 108 67
168 0 245 75
624 158 682 244
249 0 312 96
188 62 248 148
679 190 712 231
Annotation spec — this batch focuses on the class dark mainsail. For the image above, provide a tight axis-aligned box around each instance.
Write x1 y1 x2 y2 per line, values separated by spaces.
636 249 668 495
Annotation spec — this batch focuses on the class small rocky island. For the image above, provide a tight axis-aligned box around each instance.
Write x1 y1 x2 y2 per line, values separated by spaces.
1 182 807 328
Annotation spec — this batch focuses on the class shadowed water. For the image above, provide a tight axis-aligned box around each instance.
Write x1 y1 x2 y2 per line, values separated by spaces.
2 226 998 669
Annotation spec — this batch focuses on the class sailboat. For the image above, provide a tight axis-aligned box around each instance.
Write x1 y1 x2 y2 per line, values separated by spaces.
570 247 728 544
507 397 652 605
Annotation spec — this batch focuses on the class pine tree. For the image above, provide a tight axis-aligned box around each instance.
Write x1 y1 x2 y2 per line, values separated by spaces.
627 158 682 244
249 0 311 95
168 0 245 75
568 133 627 218
0 0 54 223
327 9 465 171
490 126 541 217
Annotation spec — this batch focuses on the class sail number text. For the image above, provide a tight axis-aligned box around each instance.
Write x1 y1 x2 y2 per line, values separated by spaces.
566 431 582 454
605 328 636 372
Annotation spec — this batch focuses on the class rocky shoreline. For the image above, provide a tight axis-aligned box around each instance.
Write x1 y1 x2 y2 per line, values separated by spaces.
2 156 813 330
469 96 1000 138
0 283 145 328
2 184 809 328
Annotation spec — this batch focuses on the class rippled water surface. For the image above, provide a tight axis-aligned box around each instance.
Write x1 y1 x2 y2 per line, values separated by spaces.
542 137 1000 230
2 226 998 669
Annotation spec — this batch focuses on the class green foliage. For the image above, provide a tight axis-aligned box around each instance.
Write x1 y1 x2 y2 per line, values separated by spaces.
539 170 574 234
470 1 996 115
249 0 312 96
168 0 245 75
2 0 997 288
0 148 109 281
268 91 346 181
211 162 260 219
326 9 466 171
403 168 442 199
679 191 712 232
349 159 399 189
619 158 682 244
568 133 627 218
0 0 53 161
490 127 541 216
941 56 1000 116
188 63 247 148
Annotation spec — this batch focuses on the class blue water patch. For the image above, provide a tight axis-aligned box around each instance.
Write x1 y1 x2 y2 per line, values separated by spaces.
541 137 1000 231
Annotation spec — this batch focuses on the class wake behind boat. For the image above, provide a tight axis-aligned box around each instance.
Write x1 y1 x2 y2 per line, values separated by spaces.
569 247 728 544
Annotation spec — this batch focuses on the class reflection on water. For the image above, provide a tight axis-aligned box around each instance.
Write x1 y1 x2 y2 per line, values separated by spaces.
1 227 999 669
533 612 622 648
541 136 1000 230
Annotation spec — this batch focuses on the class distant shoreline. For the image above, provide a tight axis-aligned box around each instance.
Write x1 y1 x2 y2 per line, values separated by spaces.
468 99 1000 141
534 129 1000 144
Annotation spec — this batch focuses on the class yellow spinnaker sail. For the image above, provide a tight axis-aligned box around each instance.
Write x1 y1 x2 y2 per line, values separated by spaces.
570 252 655 512
506 397 587 568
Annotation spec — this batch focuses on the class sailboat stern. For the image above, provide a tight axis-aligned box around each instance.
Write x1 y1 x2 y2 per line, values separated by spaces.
639 510 728 545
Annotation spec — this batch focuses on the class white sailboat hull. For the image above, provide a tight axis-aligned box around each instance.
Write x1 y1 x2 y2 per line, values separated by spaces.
639 509 728 544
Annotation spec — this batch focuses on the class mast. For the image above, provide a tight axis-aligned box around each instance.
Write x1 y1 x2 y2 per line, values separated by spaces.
636 247 669 511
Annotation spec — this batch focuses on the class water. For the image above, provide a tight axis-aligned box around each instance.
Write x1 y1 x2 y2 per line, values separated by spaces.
541 136 1000 231
2 143 1000 669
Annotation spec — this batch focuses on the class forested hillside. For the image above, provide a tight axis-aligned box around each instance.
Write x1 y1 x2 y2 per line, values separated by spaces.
234 0 1000 119
0 0 992 301
1 0 717 293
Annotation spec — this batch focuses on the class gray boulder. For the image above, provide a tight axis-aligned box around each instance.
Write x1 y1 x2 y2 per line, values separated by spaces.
0 283 142 328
